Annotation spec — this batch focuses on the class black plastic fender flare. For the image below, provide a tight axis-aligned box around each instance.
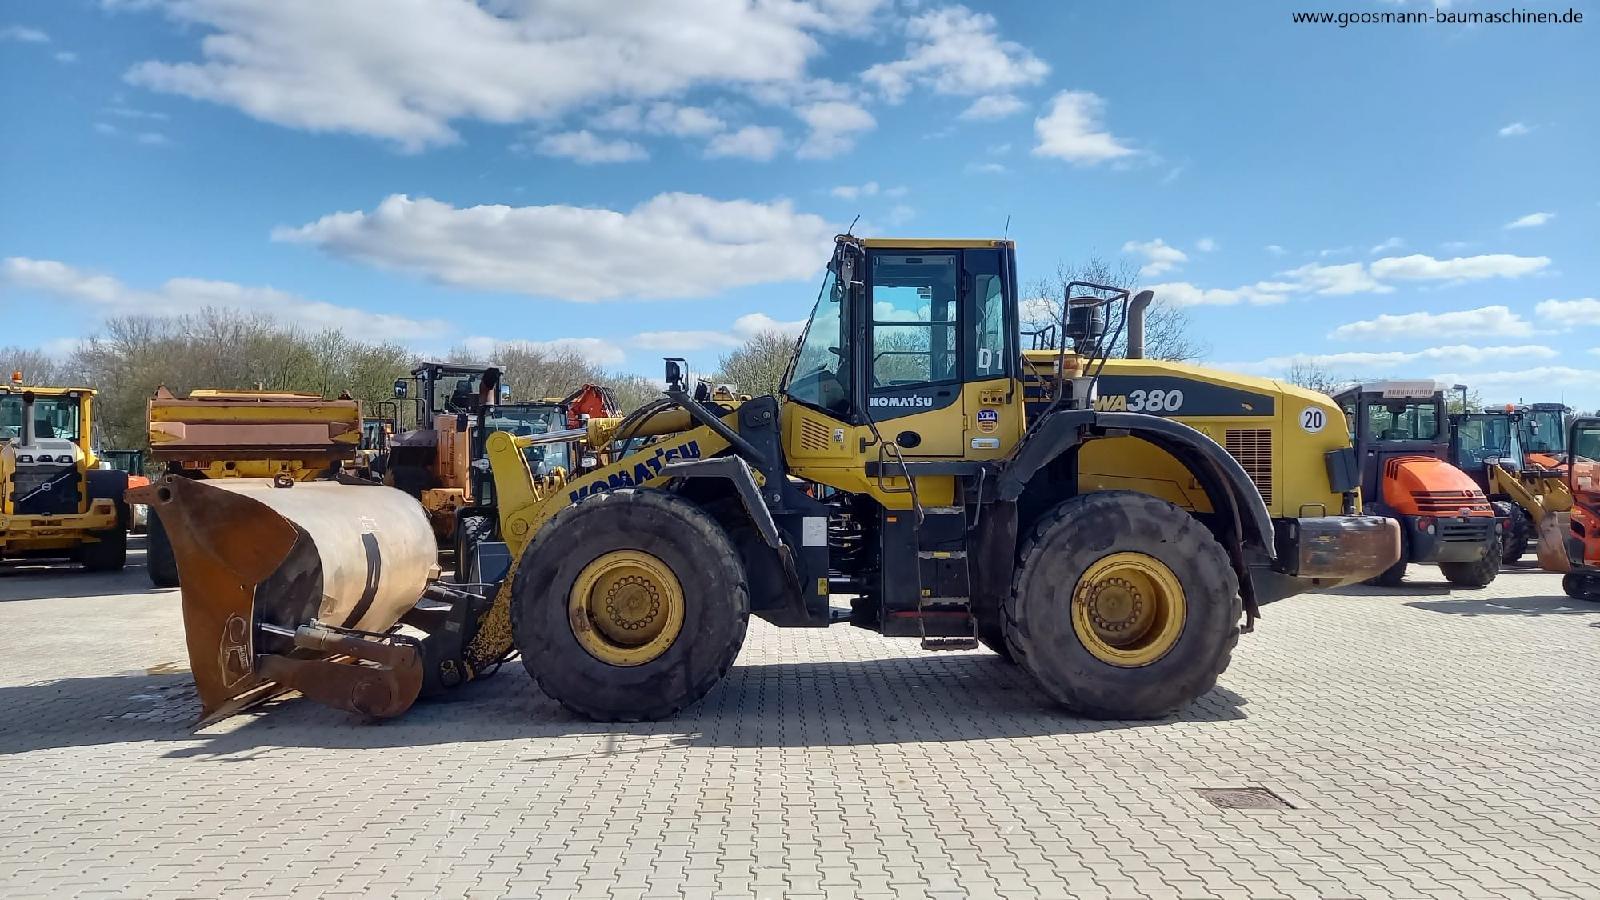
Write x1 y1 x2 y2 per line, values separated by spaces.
660 455 782 549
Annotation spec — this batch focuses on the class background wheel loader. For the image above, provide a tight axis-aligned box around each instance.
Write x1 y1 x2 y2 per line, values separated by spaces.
1555 416 1600 600
1448 405 1572 566
0 371 128 571
1334 382 1501 587
139 236 1399 726
142 387 363 587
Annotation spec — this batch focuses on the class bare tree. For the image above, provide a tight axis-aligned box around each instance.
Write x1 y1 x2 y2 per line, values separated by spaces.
606 373 664 413
0 346 81 385
1283 359 1353 398
1022 257 1208 362
713 330 799 398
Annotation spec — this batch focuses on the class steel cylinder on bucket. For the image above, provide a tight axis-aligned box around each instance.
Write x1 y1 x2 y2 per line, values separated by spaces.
133 475 436 722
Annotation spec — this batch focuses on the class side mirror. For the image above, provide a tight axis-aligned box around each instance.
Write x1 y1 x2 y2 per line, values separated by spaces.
664 357 687 391
393 379 408 399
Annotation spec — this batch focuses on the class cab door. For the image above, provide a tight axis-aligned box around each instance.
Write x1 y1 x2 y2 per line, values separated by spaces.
864 250 965 456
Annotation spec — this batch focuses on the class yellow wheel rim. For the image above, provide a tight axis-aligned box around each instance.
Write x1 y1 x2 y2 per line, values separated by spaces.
568 550 685 667
1071 552 1186 667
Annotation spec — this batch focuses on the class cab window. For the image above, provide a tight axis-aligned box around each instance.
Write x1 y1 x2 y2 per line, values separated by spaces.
967 250 1008 380
870 253 958 389
784 266 851 416
1366 401 1440 441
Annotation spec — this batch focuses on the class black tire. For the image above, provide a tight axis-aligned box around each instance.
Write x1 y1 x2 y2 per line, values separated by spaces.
510 489 749 722
145 509 180 588
1493 502 1530 563
1004 491 1241 720
1367 555 1408 587
1562 574 1600 602
79 528 127 572
1440 537 1500 588
975 617 1014 662
454 513 495 584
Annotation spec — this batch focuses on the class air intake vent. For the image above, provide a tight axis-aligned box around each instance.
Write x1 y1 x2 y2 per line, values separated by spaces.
799 417 832 453
1224 429 1272 505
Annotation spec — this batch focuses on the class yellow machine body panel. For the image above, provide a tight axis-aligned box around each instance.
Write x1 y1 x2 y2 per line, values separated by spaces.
1023 352 1352 520
781 379 1025 509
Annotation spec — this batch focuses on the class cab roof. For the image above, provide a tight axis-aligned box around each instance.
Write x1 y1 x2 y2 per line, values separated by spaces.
0 383 96 396
855 237 1014 250
1336 380 1445 400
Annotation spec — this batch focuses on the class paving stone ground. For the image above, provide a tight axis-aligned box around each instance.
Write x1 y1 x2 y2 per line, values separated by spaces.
2 537 1598 899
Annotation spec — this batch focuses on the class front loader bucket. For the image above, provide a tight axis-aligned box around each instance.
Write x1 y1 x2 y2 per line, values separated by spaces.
1536 510 1572 573
131 476 437 723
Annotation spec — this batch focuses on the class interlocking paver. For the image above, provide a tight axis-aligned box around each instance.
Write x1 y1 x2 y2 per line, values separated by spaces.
2 545 1599 898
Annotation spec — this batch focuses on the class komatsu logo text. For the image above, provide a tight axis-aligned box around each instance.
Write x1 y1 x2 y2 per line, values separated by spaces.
869 396 934 409
568 440 702 502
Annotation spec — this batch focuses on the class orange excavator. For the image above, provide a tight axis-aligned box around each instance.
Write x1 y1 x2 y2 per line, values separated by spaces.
1334 382 1501 587
1555 417 1600 600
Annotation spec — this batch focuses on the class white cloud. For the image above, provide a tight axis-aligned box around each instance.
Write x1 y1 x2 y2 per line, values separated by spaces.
1195 238 1217 253
1265 244 1287 256
863 6 1046 102
1535 297 1600 328
959 94 1025 121
529 130 648 164
1122 238 1188 279
0 25 48 43
796 101 875 159
831 181 880 200
1370 236 1405 254
1504 211 1554 229
1240 344 1557 374
1369 252 1550 281
1280 261 1389 295
1498 122 1531 137
459 335 626 367
1330 305 1533 341
117 0 886 150
965 161 1006 174
594 102 724 137
1 257 446 341
1031 91 1133 165
1147 281 1291 307
274 193 836 302
1430 366 1600 393
55 51 78 63
704 125 785 161
632 311 805 351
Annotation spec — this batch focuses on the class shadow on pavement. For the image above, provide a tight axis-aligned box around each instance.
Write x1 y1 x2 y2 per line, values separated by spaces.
1406 594 1600 617
0 538 174 603
0 653 1248 757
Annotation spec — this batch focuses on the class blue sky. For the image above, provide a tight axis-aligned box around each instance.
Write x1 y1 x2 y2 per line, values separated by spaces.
1 0 1596 405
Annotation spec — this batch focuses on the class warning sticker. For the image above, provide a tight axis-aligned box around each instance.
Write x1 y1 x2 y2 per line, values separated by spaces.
976 408 999 433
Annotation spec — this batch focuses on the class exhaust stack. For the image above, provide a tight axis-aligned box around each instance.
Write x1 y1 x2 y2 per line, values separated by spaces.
19 390 36 448
1125 290 1155 360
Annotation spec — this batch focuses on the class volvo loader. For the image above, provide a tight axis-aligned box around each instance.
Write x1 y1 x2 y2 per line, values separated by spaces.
0 371 128 570
140 237 1399 724
1333 382 1501 587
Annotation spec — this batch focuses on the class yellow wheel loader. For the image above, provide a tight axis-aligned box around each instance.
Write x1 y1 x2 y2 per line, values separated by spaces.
1 372 128 571
138 237 1399 724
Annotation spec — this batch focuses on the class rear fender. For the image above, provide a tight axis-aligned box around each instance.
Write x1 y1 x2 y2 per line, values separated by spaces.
999 409 1277 617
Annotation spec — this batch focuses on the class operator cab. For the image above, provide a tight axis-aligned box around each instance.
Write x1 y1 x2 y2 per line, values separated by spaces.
1335 381 1447 488
1450 409 1524 480
784 237 1022 464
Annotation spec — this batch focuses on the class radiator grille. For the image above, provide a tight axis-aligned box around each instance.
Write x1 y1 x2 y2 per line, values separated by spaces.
9 465 81 516
798 417 832 453
1224 429 1273 505
1410 489 1493 516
